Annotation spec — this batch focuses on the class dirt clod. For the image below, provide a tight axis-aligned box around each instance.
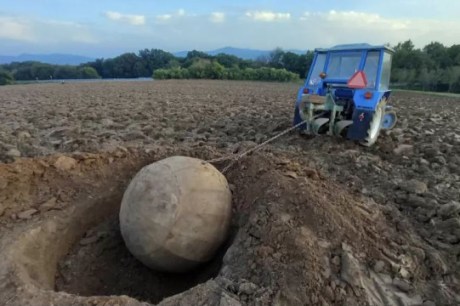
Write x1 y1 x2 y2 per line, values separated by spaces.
8 148 21 156
54 155 78 170
393 144 414 155
401 179 428 194
39 197 58 212
393 278 411 292
438 201 460 219
17 209 38 219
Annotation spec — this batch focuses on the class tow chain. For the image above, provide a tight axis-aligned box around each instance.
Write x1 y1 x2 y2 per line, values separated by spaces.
206 119 308 173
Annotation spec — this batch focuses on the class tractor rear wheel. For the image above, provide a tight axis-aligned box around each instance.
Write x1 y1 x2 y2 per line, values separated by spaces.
359 98 386 147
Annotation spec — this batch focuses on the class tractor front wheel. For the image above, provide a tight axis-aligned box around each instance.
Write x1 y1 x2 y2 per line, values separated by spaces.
359 98 386 147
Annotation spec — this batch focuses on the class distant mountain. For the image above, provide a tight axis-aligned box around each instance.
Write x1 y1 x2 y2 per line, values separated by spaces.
173 50 190 58
207 47 270 60
174 47 307 60
0 53 94 65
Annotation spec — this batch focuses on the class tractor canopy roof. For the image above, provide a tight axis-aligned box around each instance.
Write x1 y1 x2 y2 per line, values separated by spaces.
305 43 394 92
315 43 394 54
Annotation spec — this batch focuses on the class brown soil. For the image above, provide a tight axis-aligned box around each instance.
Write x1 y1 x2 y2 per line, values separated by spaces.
0 80 459 306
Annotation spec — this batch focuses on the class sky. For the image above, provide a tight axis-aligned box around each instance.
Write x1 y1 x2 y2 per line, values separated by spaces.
0 0 459 57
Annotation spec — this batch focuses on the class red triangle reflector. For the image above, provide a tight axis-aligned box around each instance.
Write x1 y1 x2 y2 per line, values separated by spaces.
347 71 368 89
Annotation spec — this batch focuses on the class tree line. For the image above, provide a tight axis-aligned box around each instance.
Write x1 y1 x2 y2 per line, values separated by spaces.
85 49 307 82
0 62 100 82
0 48 309 83
153 58 300 82
1 40 460 92
391 40 460 92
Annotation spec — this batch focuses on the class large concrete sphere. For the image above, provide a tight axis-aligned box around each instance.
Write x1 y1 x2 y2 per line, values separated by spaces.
119 156 232 273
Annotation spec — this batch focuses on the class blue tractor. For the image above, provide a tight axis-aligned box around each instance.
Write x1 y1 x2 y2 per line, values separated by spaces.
293 43 397 146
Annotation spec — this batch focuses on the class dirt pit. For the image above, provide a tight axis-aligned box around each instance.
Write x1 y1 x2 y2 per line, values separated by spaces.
0 146 237 306
56 216 229 304
1 80 460 305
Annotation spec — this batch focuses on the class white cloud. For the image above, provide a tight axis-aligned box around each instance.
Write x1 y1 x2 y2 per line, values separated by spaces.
325 10 408 30
105 11 145 26
299 12 311 21
37 20 98 44
2 9 460 57
156 14 172 22
70 32 98 44
291 10 460 49
148 9 460 52
245 11 290 22
0 16 98 45
210 12 225 23
155 9 188 23
0 17 35 41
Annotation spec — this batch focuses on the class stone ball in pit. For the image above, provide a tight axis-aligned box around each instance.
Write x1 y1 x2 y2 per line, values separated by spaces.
119 156 232 273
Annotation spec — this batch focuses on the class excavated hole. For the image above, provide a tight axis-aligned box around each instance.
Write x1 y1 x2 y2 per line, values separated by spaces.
49 159 240 304
5 156 240 304
54 210 233 304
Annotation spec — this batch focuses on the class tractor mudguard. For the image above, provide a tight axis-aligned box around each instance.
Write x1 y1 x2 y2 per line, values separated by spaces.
353 90 391 110
347 109 374 140
348 90 391 140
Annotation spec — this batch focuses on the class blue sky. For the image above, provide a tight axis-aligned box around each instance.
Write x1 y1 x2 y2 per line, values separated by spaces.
1 0 459 57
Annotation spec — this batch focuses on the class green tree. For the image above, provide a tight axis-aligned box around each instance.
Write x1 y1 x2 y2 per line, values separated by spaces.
268 47 285 68
153 69 169 79
138 49 175 73
111 53 141 78
215 53 241 68
0 69 14 85
393 40 425 70
186 50 210 60
224 67 242 80
424 42 452 69
187 58 211 78
205 61 225 79
418 68 437 91
166 59 181 69
11 62 36 80
86 58 105 77
450 66 460 92
79 66 100 79
282 52 300 73
30 63 55 80
447 45 460 65
133 61 149 77
182 50 212 68
170 67 187 79
242 68 255 80
101 59 115 78
53 66 79 79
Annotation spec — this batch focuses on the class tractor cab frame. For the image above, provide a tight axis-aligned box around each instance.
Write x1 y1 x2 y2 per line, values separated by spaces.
293 43 397 146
